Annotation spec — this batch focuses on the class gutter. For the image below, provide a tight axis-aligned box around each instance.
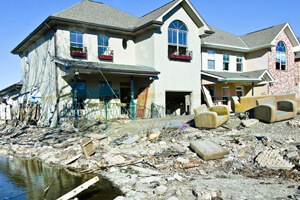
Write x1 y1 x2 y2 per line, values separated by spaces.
201 42 276 53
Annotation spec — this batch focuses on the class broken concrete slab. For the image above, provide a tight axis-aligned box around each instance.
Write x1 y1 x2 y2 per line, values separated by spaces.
255 150 294 170
190 140 229 161
85 133 107 140
122 138 137 145
163 121 182 130
242 119 259 127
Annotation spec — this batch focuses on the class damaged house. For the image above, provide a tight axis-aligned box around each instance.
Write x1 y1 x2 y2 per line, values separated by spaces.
9 0 300 126
11 0 212 126
201 23 300 105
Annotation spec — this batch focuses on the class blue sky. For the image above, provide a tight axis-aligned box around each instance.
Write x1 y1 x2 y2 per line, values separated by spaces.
0 0 299 90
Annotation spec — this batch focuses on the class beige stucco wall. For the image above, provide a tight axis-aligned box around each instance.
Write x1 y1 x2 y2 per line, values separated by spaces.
148 5 203 113
55 28 136 65
201 48 245 72
245 49 269 71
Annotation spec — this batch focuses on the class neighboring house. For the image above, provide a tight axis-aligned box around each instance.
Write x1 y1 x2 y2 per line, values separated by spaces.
295 37 300 96
11 0 212 126
201 23 300 105
0 82 22 121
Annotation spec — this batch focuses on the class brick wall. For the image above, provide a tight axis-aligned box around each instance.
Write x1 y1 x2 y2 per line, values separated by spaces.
268 31 296 95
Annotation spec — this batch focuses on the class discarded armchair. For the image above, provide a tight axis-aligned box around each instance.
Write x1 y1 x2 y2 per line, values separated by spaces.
254 97 297 123
193 104 230 128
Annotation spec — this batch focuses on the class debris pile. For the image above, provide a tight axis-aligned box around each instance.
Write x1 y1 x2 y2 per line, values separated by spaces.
0 115 299 199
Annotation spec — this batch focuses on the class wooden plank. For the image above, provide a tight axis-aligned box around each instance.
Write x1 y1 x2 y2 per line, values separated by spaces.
57 176 99 200
80 139 95 157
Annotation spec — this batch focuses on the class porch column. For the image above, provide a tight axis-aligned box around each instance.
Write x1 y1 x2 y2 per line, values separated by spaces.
130 76 135 119
74 72 78 120
252 82 254 96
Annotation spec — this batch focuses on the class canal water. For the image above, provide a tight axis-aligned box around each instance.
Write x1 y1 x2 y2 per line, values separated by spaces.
0 156 123 199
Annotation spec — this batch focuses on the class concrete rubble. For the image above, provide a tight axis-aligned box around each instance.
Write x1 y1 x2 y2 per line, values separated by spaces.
0 115 299 199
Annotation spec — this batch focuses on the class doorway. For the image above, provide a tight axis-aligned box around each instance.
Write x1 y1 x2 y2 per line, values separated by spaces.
165 91 191 115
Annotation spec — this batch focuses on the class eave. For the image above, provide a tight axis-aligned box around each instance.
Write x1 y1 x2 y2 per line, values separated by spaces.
201 42 276 53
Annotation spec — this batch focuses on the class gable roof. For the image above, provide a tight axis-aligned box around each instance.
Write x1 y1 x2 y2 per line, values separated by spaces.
202 23 300 52
52 0 139 30
12 0 211 55
202 26 247 49
240 23 286 48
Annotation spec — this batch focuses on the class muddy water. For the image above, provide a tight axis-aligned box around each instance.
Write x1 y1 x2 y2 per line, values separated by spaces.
0 156 123 200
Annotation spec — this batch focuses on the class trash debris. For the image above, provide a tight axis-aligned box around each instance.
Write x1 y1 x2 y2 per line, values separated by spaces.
85 133 107 140
164 121 182 130
255 150 295 170
242 119 259 127
190 140 229 161
80 139 95 157
122 138 137 145
57 176 99 200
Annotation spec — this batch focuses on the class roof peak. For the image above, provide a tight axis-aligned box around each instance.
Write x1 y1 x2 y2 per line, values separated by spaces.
241 23 287 36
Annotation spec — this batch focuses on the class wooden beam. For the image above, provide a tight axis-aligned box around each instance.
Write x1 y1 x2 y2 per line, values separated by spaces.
57 176 99 200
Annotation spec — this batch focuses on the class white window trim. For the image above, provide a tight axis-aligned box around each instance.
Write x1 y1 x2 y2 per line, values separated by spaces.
223 52 230 71
236 54 243 72
207 50 215 70
236 86 244 96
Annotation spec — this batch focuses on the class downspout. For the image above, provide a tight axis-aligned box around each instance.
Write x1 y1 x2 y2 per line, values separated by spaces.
46 23 60 125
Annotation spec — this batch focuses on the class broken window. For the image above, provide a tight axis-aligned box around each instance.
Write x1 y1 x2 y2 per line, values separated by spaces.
72 80 86 109
222 86 230 104
236 86 244 98
99 82 112 102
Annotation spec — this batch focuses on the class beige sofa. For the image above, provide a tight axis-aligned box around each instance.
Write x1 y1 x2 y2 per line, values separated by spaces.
254 97 297 123
231 93 299 114
194 104 230 128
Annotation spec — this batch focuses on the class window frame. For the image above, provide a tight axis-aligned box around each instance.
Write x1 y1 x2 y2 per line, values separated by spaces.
276 41 287 71
222 86 230 104
223 52 230 71
207 50 215 70
98 34 109 56
168 20 188 56
70 30 83 47
236 54 243 72
236 86 244 98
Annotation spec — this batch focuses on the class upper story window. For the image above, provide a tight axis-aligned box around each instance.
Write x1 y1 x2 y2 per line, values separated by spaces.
236 54 243 72
276 41 286 70
223 52 230 71
207 50 215 70
168 20 192 61
98 34 113 60
70 30 86 58
70 31 83 47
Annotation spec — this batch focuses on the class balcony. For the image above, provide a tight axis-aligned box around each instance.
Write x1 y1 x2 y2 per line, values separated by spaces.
168 49 192 61
70 46 87 58
99 48 114 60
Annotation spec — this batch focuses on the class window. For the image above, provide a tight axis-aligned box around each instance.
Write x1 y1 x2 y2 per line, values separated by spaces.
236 54 243 71
276 41 286 70
223 52 230 71
99 82 112 101
70 31 83 47
236 86 244 98
207 50 215 70
222 86 230 104
168 20 191 60
98 35 109 55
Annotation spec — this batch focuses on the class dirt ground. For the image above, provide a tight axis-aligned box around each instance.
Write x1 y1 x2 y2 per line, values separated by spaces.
0 114 300 200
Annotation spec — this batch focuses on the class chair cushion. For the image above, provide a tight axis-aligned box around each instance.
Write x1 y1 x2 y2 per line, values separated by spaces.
217 115 228 126
261 101 275 106
198 108 208 114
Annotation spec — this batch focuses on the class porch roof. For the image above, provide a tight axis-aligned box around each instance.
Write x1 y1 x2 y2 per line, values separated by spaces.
56 58 160 76
201 69 275 84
